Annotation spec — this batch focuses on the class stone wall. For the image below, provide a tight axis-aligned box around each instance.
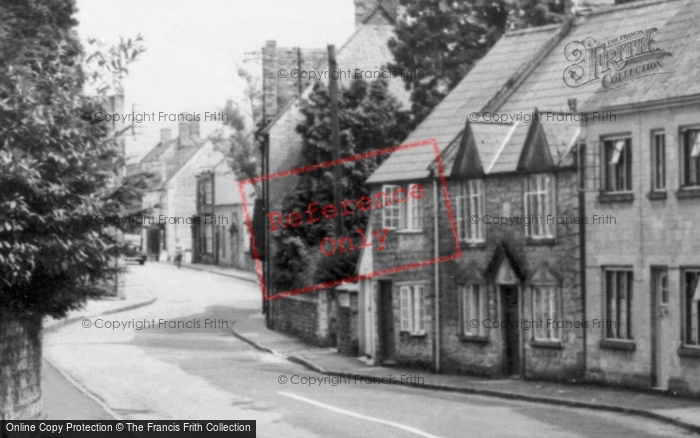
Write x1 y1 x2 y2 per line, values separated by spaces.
438 170 585 380
269 293 329 346
0 312 42 420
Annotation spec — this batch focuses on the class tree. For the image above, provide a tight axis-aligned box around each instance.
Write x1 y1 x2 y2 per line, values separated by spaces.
0 0 144 317
212 66 263 194
271 78 410 290
388 0 565 124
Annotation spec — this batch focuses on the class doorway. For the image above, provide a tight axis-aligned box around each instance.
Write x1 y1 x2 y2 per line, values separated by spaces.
377 280 395 365
651 267 669 389
500 285 520 377
148 228 160 260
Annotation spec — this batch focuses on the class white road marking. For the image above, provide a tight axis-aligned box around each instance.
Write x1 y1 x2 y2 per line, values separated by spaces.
278 391 445 438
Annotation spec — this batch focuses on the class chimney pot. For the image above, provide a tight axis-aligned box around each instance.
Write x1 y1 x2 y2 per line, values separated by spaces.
190 120 200 142
178 117 191 147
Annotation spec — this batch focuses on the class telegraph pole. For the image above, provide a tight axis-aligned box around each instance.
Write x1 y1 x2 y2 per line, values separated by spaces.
328 45 342 237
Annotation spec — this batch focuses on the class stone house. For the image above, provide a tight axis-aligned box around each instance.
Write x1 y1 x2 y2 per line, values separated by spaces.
260 0 410 346
362 0 684 384
192 159 255 271
136 120 226 261
577 0 700 396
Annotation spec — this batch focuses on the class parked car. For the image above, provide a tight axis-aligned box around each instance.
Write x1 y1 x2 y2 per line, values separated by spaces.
123 233 147 265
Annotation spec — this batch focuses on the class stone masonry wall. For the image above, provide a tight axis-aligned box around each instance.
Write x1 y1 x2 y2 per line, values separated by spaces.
368 181 436 369
439 170 585 381
0 312 42 420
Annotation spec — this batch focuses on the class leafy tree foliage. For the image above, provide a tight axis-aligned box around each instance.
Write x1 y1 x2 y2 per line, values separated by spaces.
388 0 565 124
271 78 410 289
0 0 144 317
212 66 263 194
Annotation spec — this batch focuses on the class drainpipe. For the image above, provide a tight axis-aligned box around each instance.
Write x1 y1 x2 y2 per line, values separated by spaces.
433 178 441 373
579 169 587 378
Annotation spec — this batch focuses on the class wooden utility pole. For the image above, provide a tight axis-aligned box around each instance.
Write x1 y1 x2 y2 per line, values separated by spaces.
328 45 342 237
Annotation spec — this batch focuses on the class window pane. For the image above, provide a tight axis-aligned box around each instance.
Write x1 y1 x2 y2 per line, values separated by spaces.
606 271 616 338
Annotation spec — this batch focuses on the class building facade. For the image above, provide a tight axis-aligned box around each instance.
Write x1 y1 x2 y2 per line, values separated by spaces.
193 159 255 271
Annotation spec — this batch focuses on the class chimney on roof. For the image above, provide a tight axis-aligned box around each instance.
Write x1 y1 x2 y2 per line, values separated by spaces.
178 117 191 148
160 128 172 143
262 40 278 125
190 119 200 142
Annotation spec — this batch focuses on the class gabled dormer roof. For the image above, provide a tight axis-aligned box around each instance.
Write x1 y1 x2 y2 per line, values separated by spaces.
517 112 554 172
368 0 689 185
450 121 485 178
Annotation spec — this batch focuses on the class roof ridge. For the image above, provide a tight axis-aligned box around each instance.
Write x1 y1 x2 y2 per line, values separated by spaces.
503 22 563 36
582 0 685 17
481 16 576 114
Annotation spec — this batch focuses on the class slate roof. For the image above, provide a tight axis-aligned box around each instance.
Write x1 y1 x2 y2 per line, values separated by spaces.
581 0 697 110
366 24 560 183
141 139 177 163
502 0 686 113
367 0 689 184
436 118 580 178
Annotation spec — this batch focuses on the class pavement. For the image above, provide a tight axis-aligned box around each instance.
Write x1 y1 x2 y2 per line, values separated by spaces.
232 311 700 435
179 261 259 283
42 267 157 420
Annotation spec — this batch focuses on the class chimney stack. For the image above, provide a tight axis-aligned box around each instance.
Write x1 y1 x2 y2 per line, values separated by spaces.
160 128 172 143
190 119 200 142
262 40 278 125
178 117 191 148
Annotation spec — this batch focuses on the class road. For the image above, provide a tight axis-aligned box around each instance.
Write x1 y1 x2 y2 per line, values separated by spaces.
43 263 693 438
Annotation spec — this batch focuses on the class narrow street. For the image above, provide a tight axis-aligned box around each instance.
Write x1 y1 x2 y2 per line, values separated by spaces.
43 263 693 438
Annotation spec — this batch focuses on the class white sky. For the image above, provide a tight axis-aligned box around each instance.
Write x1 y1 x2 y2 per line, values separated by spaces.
76 0 356 163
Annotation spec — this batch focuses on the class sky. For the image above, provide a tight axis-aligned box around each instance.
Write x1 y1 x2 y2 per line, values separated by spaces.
75 0 356 163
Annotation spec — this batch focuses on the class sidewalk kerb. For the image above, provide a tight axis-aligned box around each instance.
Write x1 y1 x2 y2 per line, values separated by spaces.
179 263 258 284
231 326 700 435
43 296 157 334
230 326 279 356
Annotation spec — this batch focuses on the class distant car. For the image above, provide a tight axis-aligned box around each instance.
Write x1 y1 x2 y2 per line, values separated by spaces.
123 234 147 265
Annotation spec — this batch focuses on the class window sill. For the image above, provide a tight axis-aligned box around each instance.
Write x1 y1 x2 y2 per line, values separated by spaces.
400 331 427 338
458 334 489 344
678 346 700 358
530 340 563 349
525 237 556 246
600 339 636 351
647 191 667 200
598 192 634 203
396 229 423 235
460 241 486 250
675 188 700 199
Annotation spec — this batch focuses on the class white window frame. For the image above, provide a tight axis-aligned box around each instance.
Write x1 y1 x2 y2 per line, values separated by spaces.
604 268 633 340
524 174 554 239
683 269 700 347
456 180 484 243
203 178 213 204
461 284 487 336
532 286 561 341
381 185 400 229
382 183 423 231
400 285 425 335
602 136 632 192
681 128 700 187
651 131 666 191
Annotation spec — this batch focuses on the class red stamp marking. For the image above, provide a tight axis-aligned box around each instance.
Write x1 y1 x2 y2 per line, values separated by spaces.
239 138 461 301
